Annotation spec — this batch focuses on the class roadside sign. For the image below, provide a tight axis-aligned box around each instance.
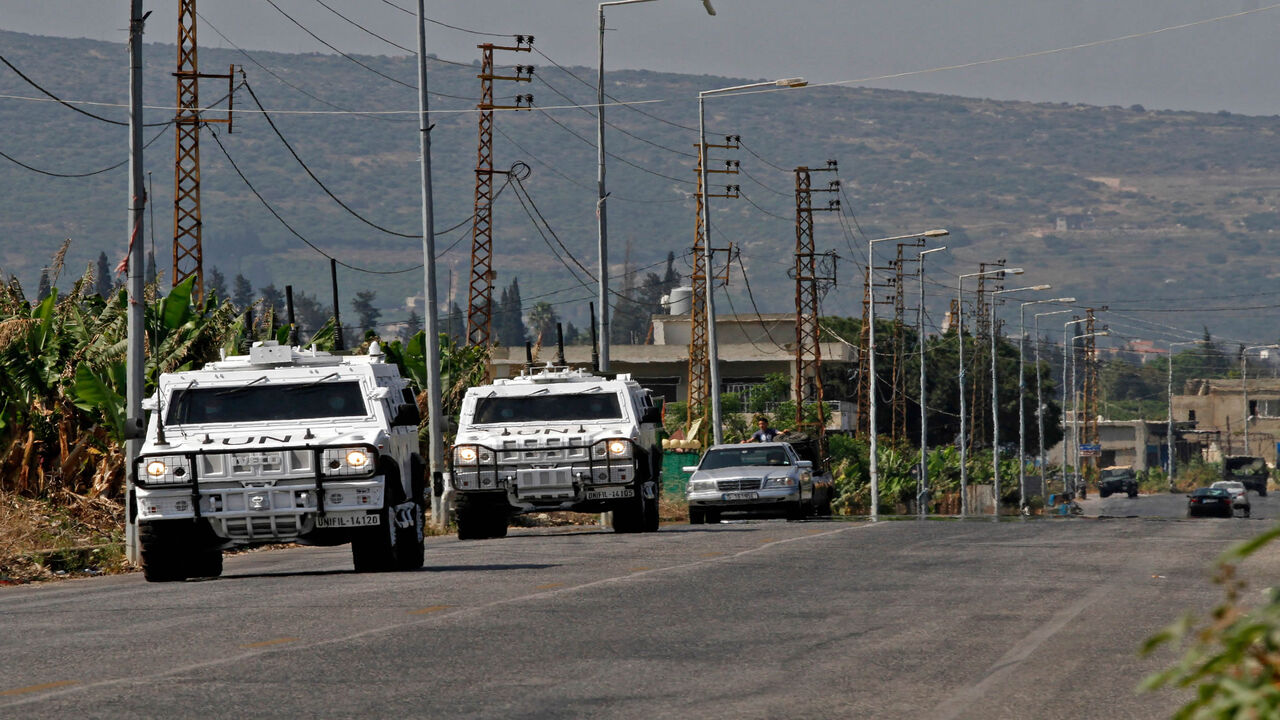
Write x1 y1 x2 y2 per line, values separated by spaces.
1079 443 1101 452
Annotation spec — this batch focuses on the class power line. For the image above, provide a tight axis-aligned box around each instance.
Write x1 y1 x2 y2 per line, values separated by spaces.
0 54 172 127
0 124 170 178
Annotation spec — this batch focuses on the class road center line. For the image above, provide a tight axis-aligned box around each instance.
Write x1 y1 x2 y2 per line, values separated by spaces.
239 637 298 649
1 681 76 696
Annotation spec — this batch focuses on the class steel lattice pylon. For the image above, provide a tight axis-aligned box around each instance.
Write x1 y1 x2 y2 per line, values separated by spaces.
793 165 838 434
466 40 531 347
686 158 709 422
172 0 233 303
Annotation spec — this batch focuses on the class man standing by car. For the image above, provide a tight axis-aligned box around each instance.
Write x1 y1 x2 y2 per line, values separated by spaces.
748 417 779 443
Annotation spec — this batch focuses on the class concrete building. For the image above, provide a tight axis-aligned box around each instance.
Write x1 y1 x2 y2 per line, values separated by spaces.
1174 378 1280 464
489 313 857 428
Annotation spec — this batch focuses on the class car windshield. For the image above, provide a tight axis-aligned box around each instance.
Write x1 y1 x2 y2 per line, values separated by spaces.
699 447 791 470
1212 482 1245 492
1192 488 1230 498
165 381 368 425
1101 468 1130 479
473 393 623 424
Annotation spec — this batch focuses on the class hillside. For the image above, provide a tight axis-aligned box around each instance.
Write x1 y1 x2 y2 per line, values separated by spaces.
2 30 1279 341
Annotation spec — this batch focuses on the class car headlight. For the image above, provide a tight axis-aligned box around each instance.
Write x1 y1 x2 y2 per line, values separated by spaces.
594 439 632 459
687 479 716 493
764 475 798 488
136 455 192 486
322 446 378 477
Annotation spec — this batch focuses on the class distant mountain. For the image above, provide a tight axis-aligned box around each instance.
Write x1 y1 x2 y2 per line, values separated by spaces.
1 30 1278 343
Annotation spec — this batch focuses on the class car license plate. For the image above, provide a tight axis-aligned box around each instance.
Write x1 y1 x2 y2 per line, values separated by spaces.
723 492 759 501
586 487 633 500
315 513 380 528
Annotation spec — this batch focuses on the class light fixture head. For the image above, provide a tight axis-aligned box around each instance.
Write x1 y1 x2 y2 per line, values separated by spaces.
1006 267 1025 274
701 0 717 15
924 229 949 238
775 77 807 88
1029 284 1051 291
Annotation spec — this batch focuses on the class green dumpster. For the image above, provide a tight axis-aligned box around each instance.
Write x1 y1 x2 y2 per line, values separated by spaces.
661 450 702 496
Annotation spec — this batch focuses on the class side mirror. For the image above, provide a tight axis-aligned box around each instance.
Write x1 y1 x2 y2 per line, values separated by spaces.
642 402 662 424
393 404 422 427
682 466 698 474
796 460 813 469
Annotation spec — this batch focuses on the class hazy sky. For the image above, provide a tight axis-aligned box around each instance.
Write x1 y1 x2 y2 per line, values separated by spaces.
3 0 1279 115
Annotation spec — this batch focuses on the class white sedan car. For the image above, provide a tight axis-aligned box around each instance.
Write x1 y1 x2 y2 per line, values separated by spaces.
684 442 833 524
1210 480 1252 517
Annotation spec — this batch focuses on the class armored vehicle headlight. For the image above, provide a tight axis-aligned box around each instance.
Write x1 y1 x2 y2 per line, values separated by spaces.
455 446 478 465
136 455 192 486
608 440 629 456
321 446 378 477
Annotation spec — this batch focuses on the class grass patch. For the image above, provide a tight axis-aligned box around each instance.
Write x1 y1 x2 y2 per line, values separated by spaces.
0 491 129 585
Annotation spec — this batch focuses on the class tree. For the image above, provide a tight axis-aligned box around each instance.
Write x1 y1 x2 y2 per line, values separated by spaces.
403 309 422 343
351 290 381 338
493 278 527 346
232 274 253 309
447 302 465 344
206 267 228 302
527 301 558 345
94 252 113 298
259 284 284 326
36 268 51 301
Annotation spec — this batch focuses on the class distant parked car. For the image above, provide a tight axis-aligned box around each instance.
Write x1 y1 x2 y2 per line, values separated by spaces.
1186 487 1234 518
684 442 833 524
1098 466 1139 498
1210 480 1252 518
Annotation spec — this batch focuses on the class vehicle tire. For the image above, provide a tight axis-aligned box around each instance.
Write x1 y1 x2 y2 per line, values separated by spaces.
139 521 191 583
706 510 722 524
689 507 706 525
393 496 425 571
1100 489 1112 498
456 501 495 540
1259 487 1268 497
611 496 644 533
1244 507 1252 518
786 501 806 521
188 548 223 579
641 484 660 533
816 492 833 516
351 504 398 572
1127 490 1138 498
487 508 509 539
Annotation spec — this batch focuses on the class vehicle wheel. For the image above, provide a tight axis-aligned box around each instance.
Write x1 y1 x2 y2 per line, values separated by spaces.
706 510 722 524
688 507 706 525
487 508 509 539
351 505 398 572
139 521 191 583
786 501 806 521
1259 487 1268 497
393 497 425 570
456 502 493 540
1127 490 1138 498
641 485 660 533
188 548 223 579
1245 507 1252 518
611 495 644 533
1100 490 1112 498
816 493 833 516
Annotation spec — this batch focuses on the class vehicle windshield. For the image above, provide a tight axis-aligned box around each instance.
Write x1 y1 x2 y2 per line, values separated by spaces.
165 381 368 425
473 393 623 424
699 446 791 470
1101 468 1131 479
1192 488 1230 498
1212 482 1245 492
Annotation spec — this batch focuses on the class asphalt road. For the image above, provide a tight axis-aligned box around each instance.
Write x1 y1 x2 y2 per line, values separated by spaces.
2 512 1275 719
1080 486 1274 519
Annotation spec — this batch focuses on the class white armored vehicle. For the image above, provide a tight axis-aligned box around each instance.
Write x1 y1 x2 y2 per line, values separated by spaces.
450 365 664 538
132 341 426 581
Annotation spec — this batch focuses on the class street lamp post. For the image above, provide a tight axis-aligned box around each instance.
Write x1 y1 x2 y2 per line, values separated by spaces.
597 0 715 373
1034 308 1074 498
956 267 1024 516
866 229 948 520
1062 318 1080 496
1070 329 1109 495
1167 340 1206 486
1242 344 1279 454
988 285 1051 516
700 76 806 445
917 246 947 518
1018 298 1074 509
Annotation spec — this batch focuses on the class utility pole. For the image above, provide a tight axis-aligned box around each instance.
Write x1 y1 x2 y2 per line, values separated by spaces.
466 38 532 347
1083 308 1100 491
891 240 924 439
172 0 235 302
686 134 740 429
792 163 839 437
125 0 148 565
